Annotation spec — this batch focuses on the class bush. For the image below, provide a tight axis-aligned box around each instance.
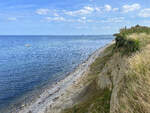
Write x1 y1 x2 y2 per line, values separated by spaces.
117 25 150 35
113 25 150 55
124 39 140 53
114 35 140 55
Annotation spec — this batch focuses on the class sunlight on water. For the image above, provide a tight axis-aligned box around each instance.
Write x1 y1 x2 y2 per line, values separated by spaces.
0 35 113 112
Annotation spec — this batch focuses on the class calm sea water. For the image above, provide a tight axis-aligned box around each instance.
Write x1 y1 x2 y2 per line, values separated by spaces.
0 35 113 112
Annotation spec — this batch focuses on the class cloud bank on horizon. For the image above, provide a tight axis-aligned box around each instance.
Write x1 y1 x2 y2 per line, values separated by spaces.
0 0 150 35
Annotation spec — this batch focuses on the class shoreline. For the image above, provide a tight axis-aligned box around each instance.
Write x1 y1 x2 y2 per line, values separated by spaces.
14 41 113 113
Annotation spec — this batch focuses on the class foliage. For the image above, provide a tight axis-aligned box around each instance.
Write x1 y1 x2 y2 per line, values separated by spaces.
90 44 114 76
62 25 150 113
113 25 150 55
63 88 111 113
116 25 150 36
62 45 114 113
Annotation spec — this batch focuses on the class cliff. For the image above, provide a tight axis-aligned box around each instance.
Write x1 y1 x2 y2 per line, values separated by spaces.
62 25 150 113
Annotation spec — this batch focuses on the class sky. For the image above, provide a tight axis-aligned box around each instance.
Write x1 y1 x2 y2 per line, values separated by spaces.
0 0 150 35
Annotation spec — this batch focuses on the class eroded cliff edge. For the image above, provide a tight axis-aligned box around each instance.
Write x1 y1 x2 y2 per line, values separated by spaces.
61 25 150 113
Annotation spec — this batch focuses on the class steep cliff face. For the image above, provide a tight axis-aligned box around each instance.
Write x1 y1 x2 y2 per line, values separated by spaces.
96 44 150 113
62 44 115 113
63 26 150 113
112 44 150 113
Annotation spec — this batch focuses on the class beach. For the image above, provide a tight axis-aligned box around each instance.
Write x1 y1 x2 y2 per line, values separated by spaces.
16 41 114 113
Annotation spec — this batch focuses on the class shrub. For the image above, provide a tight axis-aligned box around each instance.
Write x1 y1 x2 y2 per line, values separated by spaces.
113 25 150 55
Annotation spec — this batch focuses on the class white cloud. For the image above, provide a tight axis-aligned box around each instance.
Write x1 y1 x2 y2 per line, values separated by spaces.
77 19 93 23
95 7 101 12
36 9 50 15
104 4 112 12
64 6 95 16
77 17 92 23
53 13 59 17
102 17 124 23
45 16 65 21
103 5 119 12
122 3 141 13
139 8 150 17
8 17 17 21
112 8 119 12
84 6 94 11
45 16 94 23
81 17 86 20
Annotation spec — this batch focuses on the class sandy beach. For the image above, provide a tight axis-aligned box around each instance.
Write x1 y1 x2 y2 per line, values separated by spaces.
16 42 113 113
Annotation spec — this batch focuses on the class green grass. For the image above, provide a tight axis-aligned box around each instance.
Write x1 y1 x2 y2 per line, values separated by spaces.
80 44 115 85
115 25 150 36
63 88 111 113
62 45 115 113
89 44 114 76
62 25 150 113
113 25 150 55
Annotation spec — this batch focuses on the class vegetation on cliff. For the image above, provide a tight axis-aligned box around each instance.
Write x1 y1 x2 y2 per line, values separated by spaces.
114 25 150 54
63 25 150 113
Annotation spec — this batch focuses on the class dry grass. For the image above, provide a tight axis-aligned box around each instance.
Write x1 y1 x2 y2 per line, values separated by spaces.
128 33 150 47
62 44 114 113
81 44 115 86
62 31 150 113
116 44 150 113
62 87 111 113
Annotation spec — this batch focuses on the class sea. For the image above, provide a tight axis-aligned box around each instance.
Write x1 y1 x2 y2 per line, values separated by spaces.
0 35 114 112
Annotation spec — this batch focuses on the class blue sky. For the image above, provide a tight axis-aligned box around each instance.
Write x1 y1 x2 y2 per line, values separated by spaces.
0 0 150 35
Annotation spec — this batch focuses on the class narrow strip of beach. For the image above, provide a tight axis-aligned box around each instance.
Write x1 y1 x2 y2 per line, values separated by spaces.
16 41 114 113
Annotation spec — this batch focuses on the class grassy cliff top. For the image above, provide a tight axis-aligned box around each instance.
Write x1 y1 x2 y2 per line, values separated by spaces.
62 25 150 113
113 25 150 55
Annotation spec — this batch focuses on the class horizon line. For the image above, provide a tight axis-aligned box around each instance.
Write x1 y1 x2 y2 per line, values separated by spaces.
0 34 113 36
